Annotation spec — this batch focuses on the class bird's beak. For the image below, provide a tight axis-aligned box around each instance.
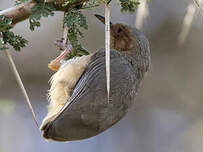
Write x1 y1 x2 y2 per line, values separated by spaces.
94 14 113 27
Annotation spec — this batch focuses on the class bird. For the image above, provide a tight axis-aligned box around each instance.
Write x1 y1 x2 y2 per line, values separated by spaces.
40 14 151 141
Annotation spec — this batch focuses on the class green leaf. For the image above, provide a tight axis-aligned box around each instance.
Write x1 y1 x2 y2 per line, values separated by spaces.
29 2 56 31
0 15 13 32
0 39 8 51
120 0 140 12
64 9 89 58
0 15 28 51
64 9 88 30
2 31 28 51
15 0 29 5
82 0 103 9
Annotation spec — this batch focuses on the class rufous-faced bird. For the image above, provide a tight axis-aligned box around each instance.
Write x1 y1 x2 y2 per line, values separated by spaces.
40 14 151 141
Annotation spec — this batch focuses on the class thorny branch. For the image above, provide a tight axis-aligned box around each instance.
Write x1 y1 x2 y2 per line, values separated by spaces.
0 0 88 27
0 2 35 25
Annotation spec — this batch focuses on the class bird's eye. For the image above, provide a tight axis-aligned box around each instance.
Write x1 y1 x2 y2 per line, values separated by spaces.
117 28 122 33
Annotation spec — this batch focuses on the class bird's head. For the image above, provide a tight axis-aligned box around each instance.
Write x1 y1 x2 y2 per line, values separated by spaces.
95 14 151 72
95 14 135 52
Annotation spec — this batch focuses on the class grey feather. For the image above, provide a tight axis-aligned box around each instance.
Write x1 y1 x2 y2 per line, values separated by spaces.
41 27 151 141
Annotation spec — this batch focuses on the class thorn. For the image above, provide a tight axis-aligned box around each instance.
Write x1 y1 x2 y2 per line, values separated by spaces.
193 0 203 13
105 4 111 103
135 0 149 30
177 3 196 47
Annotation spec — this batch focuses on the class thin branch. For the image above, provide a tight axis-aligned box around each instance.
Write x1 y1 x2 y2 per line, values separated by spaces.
0 0 89 27
4 49 39 128
62 12 68 45
0 1 36 25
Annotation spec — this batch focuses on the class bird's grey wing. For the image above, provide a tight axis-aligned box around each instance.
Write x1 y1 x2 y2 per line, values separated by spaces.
42 49 138 141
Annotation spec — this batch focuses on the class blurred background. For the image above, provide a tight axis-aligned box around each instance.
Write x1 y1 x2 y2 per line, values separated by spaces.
0 0 203 152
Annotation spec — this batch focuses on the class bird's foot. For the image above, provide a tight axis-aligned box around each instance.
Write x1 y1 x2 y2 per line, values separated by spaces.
48 38 73 71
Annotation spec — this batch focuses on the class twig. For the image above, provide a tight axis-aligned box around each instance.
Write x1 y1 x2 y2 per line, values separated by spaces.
4 50 39 128
105 3 110 103
62 12 68 45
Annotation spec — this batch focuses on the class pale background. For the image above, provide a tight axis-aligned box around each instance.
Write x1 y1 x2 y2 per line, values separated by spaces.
0 0 203 152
